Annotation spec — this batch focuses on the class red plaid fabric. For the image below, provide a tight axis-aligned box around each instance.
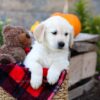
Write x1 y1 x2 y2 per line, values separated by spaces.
0 48 67 100
0 63 67 100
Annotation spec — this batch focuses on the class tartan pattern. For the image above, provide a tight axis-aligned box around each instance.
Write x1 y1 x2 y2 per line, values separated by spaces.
0 63 67 100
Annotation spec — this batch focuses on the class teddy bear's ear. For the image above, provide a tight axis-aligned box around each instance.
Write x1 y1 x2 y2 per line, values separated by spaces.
16 26 27 34
3 25 13 33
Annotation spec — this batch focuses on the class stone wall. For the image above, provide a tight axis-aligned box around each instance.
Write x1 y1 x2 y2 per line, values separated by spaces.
0 0 99 29
0 0 66 29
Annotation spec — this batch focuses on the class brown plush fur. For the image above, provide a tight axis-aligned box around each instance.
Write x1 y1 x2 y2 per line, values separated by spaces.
0 25 31 64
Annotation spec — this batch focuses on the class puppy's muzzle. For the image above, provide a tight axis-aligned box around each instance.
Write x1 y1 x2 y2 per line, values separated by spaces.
58 41 65 49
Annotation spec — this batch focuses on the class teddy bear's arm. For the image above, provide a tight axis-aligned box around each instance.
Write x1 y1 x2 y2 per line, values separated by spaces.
10 47 26 62
0 53 16 64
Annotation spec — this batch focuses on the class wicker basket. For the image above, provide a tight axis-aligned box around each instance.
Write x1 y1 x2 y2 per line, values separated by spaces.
53 76 68 100
0 76 68 100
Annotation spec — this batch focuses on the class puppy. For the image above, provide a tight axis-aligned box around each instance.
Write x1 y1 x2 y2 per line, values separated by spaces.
24 16 74 89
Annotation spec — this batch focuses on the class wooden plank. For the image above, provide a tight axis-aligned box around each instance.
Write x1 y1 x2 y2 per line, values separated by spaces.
69 52 97 86
82 52 97 79
68 55 83 87
69 78 95 100
75 33 100 42
72 42 97 52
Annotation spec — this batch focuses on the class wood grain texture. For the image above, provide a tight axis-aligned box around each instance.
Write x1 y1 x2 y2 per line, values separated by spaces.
75 33 100 42
72 42 97 52
69 78 95 100
69 52 97 86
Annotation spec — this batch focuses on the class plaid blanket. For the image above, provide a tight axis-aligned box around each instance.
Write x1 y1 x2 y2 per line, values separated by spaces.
0 63 67 100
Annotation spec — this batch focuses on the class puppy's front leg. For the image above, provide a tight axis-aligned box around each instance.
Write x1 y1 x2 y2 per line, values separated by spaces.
29 62 43 89
47 61 69 85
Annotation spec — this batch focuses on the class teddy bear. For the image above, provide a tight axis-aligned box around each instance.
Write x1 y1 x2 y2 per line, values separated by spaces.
0 25 32 64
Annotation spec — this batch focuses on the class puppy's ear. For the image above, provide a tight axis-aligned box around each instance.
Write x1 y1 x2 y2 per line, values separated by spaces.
69 30 74 48
33 23 45 43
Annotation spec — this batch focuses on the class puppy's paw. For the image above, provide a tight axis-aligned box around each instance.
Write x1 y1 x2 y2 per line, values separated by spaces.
30 75 42 89
47 69 60 85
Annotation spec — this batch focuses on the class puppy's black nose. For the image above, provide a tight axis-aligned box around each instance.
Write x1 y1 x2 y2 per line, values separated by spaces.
58 41 65 49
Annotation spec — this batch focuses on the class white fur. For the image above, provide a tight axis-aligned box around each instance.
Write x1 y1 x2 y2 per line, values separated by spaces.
24 16 74 89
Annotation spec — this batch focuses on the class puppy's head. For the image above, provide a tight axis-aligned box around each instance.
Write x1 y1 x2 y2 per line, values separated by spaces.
33 16 74 51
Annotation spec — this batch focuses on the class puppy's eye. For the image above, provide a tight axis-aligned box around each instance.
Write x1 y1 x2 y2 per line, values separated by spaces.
52 31 57 35
65 32 68 36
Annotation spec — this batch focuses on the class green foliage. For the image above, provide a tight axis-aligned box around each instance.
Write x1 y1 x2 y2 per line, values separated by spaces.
0 18 11 46
90 16 100 34
0 21 4 46
73 0 100 67
73 0 100 34
74 0 90 32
